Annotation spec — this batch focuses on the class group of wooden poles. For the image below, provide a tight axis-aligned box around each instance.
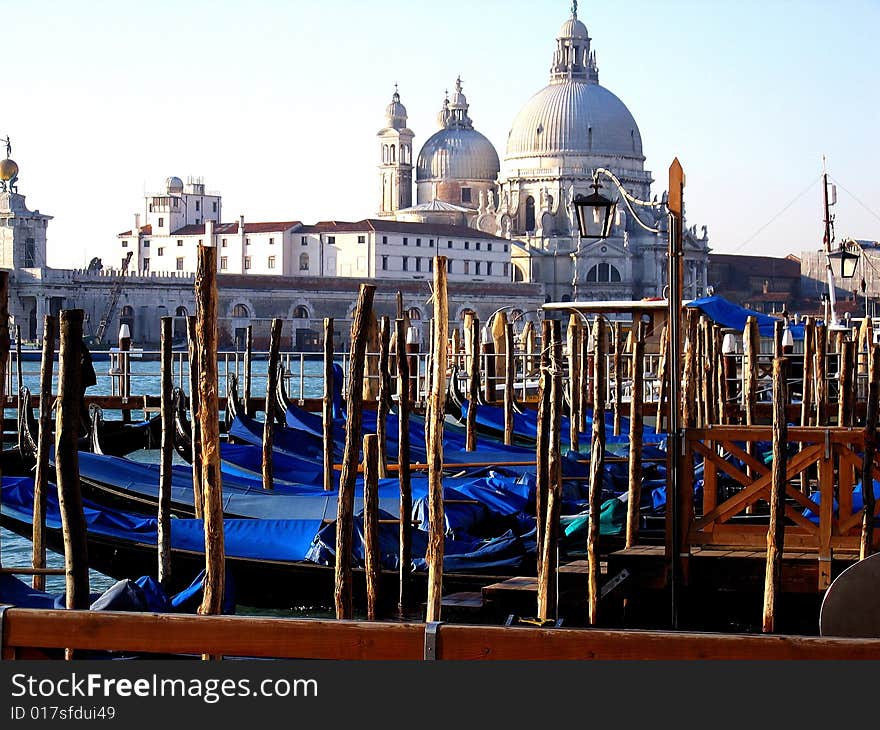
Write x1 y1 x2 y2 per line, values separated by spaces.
7 249 880 640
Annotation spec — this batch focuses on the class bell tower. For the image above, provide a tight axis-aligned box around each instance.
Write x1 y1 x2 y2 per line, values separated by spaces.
0 141 51 271
377 85 414 217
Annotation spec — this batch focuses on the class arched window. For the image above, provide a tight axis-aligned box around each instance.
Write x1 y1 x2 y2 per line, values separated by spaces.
293 305 309 319
232 304 250 319
586 263 622 283
525 196 536 232
173 306 187 338
390 145 396 163
407 307 421 321
299 252 309 271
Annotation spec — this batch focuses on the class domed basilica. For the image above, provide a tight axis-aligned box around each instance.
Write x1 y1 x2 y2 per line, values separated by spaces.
377 2 710 302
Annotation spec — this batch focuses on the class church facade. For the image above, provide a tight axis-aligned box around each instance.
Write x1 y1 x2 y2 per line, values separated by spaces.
380 3 711 303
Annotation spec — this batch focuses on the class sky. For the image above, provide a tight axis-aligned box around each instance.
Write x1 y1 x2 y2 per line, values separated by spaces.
3 0 879 270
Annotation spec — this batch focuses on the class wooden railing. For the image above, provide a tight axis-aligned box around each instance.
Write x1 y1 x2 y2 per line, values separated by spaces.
4 608 880 660
682 426 880 588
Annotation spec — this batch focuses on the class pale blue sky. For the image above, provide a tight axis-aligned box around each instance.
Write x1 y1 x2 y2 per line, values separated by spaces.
4 0 878 268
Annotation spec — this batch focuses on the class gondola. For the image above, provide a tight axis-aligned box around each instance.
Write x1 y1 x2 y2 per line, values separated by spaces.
0 475 546 611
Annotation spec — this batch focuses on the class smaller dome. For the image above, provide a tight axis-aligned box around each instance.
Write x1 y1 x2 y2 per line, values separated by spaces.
0 158 18 182
165 176 184 193
417 127 500 183
559 16 588 39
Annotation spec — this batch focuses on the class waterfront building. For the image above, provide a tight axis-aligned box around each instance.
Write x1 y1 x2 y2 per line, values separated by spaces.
380 3 712 302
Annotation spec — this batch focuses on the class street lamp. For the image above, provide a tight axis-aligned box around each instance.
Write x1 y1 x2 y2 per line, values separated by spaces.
827 240 860 279
573 172 617 240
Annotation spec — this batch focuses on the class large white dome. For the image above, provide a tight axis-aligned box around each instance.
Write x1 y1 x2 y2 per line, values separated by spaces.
505 80 643 161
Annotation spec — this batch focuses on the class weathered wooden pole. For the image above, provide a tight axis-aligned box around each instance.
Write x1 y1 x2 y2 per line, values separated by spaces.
335 283 376 620
860 343 880 560
31 314 55 591
377 316 392 478
681 309 700 429
195 238 225 618
839 340 854 427
363 312 381 403
579 317 590 433
482 322 495 405
587 316 607 626
801 317 816 427
799 317 816 493
425 256 448 623
567 314 581 451
186 315 203 519
55 309 90 611
157 317 174 588
363 433 381 621
763 356 789 633
538 319 562 623
118 321 132 424
815 323 828 427
323 318 335 492
504 321 516 446
466 314 480 451
713 325 724 425
395 317 413 616
535 318 552 568
262 318 283 491
491 310 508 405
655 323 669 430
405 325 419 404
14 323 22 396
626 322 645 549
612 321 622 436
243 324 253 416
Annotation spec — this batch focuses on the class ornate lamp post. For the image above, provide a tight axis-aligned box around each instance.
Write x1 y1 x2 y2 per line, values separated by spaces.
570 172 618 300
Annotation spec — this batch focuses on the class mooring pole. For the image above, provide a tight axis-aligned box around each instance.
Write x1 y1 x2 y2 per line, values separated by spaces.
262 318 282 491
363 433 381 621
158 317 174 588
626 322 645 549
31 314 56 591
243 324 253 417
55 309 90 612
0 272 7 472
504 321 516 446
425 256 448 623
539 319 562 623
861 343 880 559
335 283 376 620
377 316 391 478
587 316 607 626
195 235 225 619
323 317 335 492
666 157 685 630
535 318 552 566
395 317 413 616
186 315 203 519
466 314 480 451
567 314 581 452
14 323 22 396
763 356 789 633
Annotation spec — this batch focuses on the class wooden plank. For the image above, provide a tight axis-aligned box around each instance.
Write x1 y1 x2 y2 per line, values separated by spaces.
6 610 880 660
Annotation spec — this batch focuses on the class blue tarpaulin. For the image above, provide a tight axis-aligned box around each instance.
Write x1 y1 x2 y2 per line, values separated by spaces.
687 295 806 340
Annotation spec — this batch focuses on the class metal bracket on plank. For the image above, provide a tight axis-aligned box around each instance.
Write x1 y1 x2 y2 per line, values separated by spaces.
424 621 442 660
600 569 630 598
